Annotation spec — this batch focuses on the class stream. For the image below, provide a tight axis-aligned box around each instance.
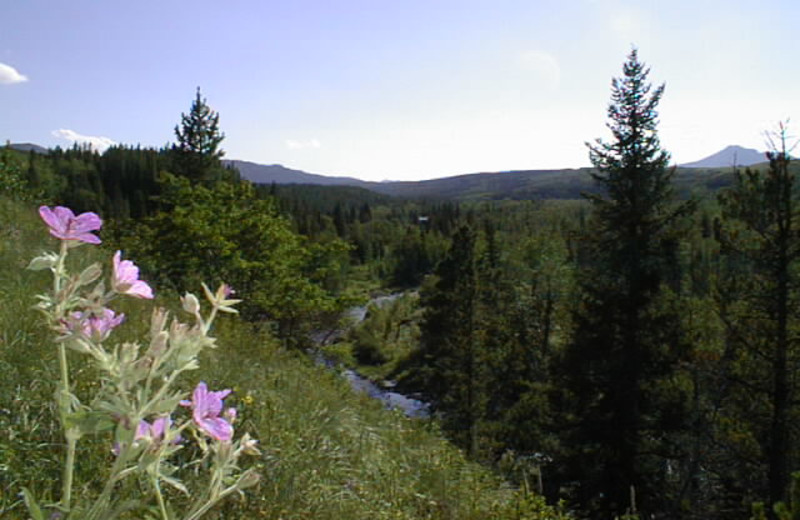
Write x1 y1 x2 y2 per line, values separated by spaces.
312 293 430 419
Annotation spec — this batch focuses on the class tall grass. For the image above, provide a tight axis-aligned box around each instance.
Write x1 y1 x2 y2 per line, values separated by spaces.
0 197 567 519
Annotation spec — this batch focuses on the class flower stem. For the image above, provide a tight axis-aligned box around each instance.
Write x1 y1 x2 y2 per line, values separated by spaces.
183 486 237 520
85 442 130 520
154 476 169 520
62 427 77 513
203 307 218 336
54 242 76 513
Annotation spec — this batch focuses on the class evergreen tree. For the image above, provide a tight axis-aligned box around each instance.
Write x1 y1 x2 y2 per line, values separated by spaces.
559 49 692 518
400 225 485 456
716 123 800 509
171 87 230 183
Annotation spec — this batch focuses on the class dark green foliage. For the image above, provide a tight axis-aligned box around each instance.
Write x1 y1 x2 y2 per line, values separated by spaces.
18 144 163 220
393 213 573 471
170 87 233 183
0 145 37 201
559 49 693 518
404 225 484 456
715 125 800 510
752 472 800 520
121 174 351 341
390 225 438 287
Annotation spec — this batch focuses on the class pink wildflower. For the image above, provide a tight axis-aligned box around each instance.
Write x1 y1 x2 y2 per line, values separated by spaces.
112 251 154 299
38 205 102 244
136 416 173 442
72 308 125 342
112 416 178 455
180 382 235 442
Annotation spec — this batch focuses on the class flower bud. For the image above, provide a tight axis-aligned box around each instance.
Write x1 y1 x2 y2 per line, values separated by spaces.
234 468 260 490
77 262 103 286
239 433 261 456
146 331 169 359
181 293 200 315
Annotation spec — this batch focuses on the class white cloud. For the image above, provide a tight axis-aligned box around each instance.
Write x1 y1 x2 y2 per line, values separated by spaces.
517 50 561 90
0 62 28 84
52 129 117 152
285 138 321 150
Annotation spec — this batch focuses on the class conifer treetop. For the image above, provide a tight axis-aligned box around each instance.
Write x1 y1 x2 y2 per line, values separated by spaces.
174 87 225 160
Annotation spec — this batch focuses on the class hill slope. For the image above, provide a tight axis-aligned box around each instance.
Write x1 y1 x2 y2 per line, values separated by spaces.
226 159 372 188
0 196 565 519
9 142 49 154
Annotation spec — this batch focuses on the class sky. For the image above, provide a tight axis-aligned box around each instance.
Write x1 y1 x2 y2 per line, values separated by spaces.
1 0 798 181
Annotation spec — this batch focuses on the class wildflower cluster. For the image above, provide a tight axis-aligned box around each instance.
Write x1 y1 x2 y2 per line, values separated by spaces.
23 206 259 520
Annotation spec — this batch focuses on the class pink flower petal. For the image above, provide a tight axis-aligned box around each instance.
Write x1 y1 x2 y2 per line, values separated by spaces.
72 212 103 234
112 251 154 299
38 206 65 234
185 382 234 442
38 205 102 244
136 420 150 440
197 416 233 442
128 280 154 299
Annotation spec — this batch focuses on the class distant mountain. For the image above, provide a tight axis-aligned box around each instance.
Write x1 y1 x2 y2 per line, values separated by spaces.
681 145 766 168
224 160 371 188
366 168 600 200
229 159 605 200
366 167 746 200
9 142 49 154
229 156 750 201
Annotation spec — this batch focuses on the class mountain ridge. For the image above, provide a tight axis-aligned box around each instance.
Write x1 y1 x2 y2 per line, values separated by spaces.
680 145 766 168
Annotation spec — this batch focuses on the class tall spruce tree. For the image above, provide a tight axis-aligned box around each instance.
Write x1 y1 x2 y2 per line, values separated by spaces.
559 49 692 518
398 225 487 457
716 123 800 509
171 87 229 183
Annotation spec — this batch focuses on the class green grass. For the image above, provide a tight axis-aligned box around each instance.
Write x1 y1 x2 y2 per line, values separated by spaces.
0 197 568 519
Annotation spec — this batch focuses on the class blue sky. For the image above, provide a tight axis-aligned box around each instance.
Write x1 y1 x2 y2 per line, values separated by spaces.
1 0 798 181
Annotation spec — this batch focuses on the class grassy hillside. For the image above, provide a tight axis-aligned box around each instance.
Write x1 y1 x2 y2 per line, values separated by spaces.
0 197 567 519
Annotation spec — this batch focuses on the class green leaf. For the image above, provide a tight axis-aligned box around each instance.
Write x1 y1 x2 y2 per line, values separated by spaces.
26 253 58 271
65 409 116 435
161 474 189 495
21 487 45 520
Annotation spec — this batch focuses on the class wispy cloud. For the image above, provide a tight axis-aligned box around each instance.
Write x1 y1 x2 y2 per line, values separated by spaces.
285 139 321 150
52 129 117 152
0 62 28 84
517 50 561 90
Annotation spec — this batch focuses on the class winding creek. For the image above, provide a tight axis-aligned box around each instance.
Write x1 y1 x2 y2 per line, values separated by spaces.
312 293 431 418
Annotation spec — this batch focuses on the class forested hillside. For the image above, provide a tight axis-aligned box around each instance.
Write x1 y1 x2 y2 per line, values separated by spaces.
2 51 800 520
227 158 762 201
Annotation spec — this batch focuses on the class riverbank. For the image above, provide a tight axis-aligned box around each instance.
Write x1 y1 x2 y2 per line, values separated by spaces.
313 291 430 418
